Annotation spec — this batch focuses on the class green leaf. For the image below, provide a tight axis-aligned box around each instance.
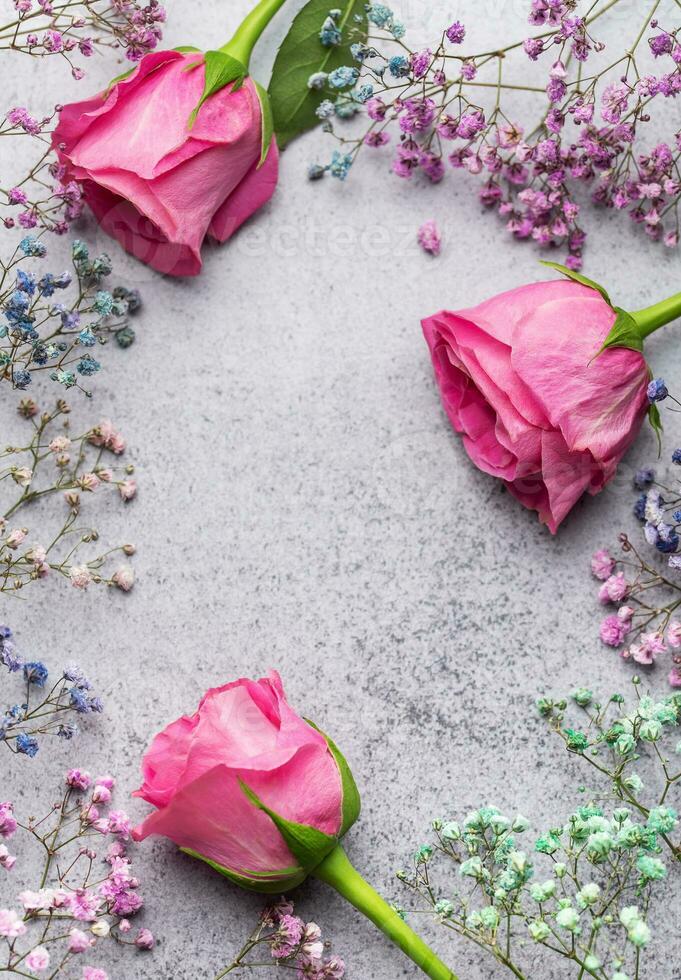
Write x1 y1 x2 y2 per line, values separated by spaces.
540 260 612 307
180 847 307 894
174 45 201 53
268 0 367 148
239 779 338 871
595 307 644 358
306 720 361 836
254 81 274 168
187 50 247 127
648 402 663 457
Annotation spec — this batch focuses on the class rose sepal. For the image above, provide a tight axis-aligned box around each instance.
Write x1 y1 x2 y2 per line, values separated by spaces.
305 720 361 834
185 51 248 127
180 846 308 893
238 779 340 873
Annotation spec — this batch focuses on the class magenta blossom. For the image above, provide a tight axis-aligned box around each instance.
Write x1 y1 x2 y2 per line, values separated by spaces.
422 270 662 532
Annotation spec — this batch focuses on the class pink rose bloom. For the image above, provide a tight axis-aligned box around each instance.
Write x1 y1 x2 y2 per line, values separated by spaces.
52 50 278 276
132 671 359 889
598 572 629 604
600 614 630 647
591 548 615 580
422 279 649 532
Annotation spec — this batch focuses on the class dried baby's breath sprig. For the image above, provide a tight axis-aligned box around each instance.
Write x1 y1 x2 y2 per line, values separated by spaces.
1 237 140 392
399 798 669 980
0 398 137 596
539 681 681 864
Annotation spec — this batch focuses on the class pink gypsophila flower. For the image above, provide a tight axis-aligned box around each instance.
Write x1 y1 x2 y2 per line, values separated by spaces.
600 614 630 647
598 572 629 603
417 220 442 256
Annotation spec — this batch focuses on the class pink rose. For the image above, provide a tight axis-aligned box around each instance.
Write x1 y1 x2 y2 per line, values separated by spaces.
422 277 650 532
132 671 359 889
52 50 278 276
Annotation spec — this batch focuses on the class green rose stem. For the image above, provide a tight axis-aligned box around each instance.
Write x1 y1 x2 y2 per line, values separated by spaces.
632 291 681 339
314 846 458 980
220 0 288 68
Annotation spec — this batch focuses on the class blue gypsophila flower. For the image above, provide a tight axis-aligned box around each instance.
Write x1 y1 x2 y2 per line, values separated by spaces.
307 71 328 90
23 661 48 687
76 355 101 376
634 468 655 489
88 696 104 713
353 83 374 103
329 151 353 180
69 688 90 713
673 448 681 464
63 664 91 688
328 66 359 89
16 733 39 757
647 377 668 402
0 638 22 672
16 269 36 295
13 370 31 389
390 20 406 38
315 100 336 120
674 510 681 523
367 4 394 28
19 236 47 257
319 15 341 47
656 527 679 553
388 55 410 78
0 626 12 640
94 291 114 316
634 492 649 518
78 328 96 347
308 164 327 181
57 724 79 739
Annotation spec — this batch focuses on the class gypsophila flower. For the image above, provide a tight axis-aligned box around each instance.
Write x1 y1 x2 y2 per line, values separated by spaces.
0 772 151 976
1 400 137 595
308 1 681 266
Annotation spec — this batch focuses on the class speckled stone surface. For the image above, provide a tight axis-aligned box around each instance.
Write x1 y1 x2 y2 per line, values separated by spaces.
2 2 681 978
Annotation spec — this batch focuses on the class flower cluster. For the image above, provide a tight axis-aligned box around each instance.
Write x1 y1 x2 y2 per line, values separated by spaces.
0 770 153 978
398 799 668 980
0 0 166 78
1 398 136 595
539 681 681 863
215 898 345 979
308 1 681 266
591 416 681 687
1 625 103 755
1 238 140 387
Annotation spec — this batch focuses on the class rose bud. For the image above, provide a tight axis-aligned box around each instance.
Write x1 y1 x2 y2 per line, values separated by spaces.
50 0 286 276
133 671 456 980
422 264 681 532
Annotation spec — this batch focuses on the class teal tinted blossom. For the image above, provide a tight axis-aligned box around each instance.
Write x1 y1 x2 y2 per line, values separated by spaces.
628 919 651 947
616 732 636 755
636 855 666 880
315 100 336 120
94 290 114 315
530 880 555 903
433 900 454 919
623 773 643 794
586 832 613 862
528 920 551 941
647 806 678 834
479 907 499 930
414 844 433 864
367 4 394 28
512 815 530 833
555 907 580 933
577 883 600 907
572 687 594 707
319 15 341 46
565 728 589 752
441 821 461 841
459 856 486 880
535 832 561 854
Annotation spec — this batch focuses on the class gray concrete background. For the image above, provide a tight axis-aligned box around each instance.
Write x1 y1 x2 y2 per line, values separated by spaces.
2 1 681 977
